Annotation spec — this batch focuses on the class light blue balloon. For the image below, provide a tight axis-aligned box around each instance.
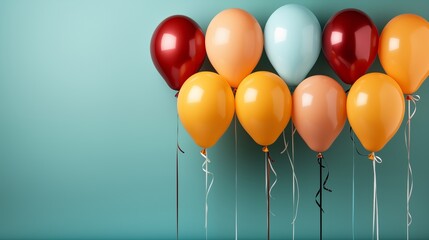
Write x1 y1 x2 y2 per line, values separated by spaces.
264 4 321 87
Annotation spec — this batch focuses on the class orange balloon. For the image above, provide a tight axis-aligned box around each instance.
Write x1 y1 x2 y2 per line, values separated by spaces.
205 9 263 89
347 73 405 153
235 71 292 147
292 75 347 153
177 72 235 149
379 14 429 94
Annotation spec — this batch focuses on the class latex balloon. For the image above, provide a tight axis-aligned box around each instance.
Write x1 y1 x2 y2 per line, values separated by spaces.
292 75 347 153
379 14 429 94
151 15 206 91
206 9 263 88
264 4 321 87
235 71 292 147
322 9 379 85
177 72 234 149
347 73 405 153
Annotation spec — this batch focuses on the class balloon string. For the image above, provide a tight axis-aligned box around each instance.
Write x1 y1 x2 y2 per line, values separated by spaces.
175 97 184 240
349 127 367 157
281 127 300 239
291 125 297 239
351 129 356 240
176 113 180 240
234 115 238 240
200 149 214 240
268 153 277 216
315 153 332 212
405 95 419 240
369 153 381 240
315 153 332 240
265 151 271 240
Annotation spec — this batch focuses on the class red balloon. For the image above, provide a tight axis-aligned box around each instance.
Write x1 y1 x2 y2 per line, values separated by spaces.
322 9 379 85
151 15 206 91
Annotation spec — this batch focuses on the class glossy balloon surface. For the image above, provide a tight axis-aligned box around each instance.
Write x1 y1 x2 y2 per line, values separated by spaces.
347 73 405 153
264 4 321 87
292 75 347 153
206 8 263 88
322 9 378 85
379 14 429 94
235 71 292 147
151 15 206 90
177 72 234 149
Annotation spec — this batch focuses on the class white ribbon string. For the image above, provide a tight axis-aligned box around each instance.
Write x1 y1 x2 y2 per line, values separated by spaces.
371 153 382 240
282 128 300 240
268 157 277 199
268 158 277 217
405 95 419 240
234 115 238 240
200 150 214 240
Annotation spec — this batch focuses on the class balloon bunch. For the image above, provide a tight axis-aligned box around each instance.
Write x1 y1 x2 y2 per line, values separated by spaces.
151 4 429 240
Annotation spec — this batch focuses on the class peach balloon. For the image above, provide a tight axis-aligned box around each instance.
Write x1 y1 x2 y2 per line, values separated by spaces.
292 75 347 153
205 8 263 89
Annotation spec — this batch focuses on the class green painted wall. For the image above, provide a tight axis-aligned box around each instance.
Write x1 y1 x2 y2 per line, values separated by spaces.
0 0 428 239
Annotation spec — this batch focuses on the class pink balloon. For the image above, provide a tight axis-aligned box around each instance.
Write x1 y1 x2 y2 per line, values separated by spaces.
292 75 347 153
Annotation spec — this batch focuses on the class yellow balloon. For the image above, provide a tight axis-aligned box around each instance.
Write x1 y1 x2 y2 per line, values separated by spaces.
379 14 429 94
347 73 405 153
235 71 292 148
177 72 235 149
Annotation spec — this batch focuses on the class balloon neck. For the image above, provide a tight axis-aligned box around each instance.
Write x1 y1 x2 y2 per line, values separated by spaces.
201 149 207 155
232 87 237 95
317 152 323 159
368 152 375 161
175 91 179 98
262 146 269 153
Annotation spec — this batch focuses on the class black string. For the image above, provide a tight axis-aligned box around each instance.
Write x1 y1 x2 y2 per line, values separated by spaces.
267 151 274 163
176 115 180 240
349 127 367 157
175 92 184 240
315 154 332 240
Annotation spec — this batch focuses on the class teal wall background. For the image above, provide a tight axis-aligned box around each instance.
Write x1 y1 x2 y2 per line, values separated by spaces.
0 0 428 239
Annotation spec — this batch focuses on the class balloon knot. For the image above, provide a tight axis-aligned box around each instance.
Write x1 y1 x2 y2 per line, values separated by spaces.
262 146 269 153
175 91 179 98
317 152 323 159
201 149 207 156
368 152 375 161
406 94 421 102
232 87 237 95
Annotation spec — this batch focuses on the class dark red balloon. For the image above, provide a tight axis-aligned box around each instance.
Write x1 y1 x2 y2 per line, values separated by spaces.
322 9 379 85
151 15 206 91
